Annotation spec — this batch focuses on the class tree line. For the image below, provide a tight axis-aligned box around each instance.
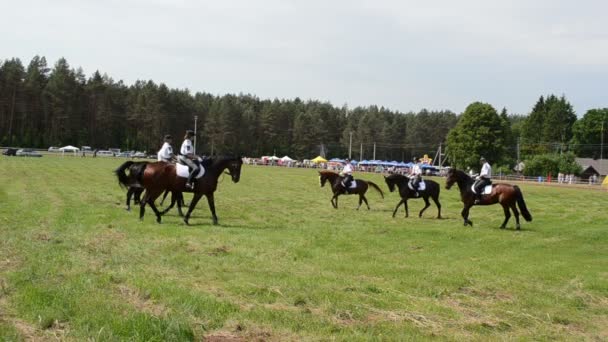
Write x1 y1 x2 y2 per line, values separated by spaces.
1 56 606 170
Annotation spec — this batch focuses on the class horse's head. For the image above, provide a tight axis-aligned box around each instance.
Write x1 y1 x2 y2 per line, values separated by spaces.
384 175 396 192
225 157 243 183
445 168 457 189
318 171 327 187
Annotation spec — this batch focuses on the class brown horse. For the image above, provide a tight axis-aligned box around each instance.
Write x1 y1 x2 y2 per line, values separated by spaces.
114 161 174 211
445 168 532 229
117 156 242 225
318 170 384 209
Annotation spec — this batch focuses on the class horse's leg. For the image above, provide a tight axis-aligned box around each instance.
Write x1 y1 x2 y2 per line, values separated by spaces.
392 199 404 218
126 187 134 211
160 191 178 216
331 193 339 209
139 190 149 221
359 195 370 210
183 192 204 225
206 192 219 225
432 194 442 219
177 192 185 217
500 203 511 229
419 195 431 218
357 194 363 210
461 205 473 226
159 189 170 207
510 202 521 230
145 190 164 224
404 200 409 218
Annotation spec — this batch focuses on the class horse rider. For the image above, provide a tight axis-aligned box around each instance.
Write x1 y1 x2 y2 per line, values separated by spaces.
178 130 200 189
157 134 176 162
474 156 492 204
409 157 422 197
340 158 354 191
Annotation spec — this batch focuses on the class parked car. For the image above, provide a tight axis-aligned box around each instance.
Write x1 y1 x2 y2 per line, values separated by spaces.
16 148 43 157
2 148 18 156
132 151 146 158
48 146 60 152
116 151 132 158
96 150 115 157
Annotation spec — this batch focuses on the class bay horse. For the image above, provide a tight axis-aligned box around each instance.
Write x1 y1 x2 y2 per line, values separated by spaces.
117 156 242 225
384 174 442 219
318 170 384 209
444 168 532 229
114 161 174 211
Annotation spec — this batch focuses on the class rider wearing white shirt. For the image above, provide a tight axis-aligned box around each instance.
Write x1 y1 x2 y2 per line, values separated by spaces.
157 135 175 162
178 130 199 189
340 158 354 190
409 157 423 196
474 156 492 204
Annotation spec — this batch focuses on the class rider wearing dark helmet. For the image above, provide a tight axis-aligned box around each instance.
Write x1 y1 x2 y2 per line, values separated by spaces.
340 158 354 191
157 134 176 162
409 157 422 197
473 156 492 204
178 130 199 189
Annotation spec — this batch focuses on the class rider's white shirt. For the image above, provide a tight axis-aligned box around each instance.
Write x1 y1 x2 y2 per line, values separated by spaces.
180 139 193 156
342 163 353 175
157 142 173 161
480 162 492 178
411 164 422 176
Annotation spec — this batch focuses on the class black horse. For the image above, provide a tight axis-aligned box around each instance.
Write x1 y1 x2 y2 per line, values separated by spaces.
445 168 532 229
384 174 442 218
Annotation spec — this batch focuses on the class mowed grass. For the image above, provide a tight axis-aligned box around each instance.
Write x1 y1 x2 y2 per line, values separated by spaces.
0 156 606 341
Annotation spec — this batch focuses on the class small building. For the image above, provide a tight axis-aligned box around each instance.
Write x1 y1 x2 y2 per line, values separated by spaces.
575 158 608 180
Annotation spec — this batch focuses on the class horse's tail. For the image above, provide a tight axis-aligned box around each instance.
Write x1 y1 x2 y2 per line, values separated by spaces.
115 161 135 189
367 181 384 199
514 185 532 222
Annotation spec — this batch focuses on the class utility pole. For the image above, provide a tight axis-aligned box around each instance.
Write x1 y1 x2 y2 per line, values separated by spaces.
373 142 376 160
438 143 442 167
517 137 521 174
193 115 198 155
348 131 353 159
360 143 363 161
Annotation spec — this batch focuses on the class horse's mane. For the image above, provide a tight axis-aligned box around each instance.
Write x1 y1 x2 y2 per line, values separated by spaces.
207 155 242 167
449 169 472 181
385 173 409 182
319 170 339 178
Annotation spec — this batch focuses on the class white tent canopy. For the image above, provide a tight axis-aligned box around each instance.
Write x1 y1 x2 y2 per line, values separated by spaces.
59 145 80 156
280 155 295 162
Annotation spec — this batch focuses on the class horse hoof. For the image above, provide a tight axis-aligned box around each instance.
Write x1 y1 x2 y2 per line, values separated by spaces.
184 219 190 225
500 225 506 229
156 218 161 224
516 224 521 230
125 207 130 211
213 220 219 225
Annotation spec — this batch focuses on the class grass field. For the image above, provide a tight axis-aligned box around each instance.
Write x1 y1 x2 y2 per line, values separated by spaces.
0 156 607 341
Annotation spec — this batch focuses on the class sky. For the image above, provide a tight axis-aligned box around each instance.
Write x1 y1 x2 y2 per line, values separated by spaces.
2 0 607 115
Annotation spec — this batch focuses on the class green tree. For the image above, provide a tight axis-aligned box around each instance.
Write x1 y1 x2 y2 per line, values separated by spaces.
446 102 509 169
521 95 576 155
571 108 608 158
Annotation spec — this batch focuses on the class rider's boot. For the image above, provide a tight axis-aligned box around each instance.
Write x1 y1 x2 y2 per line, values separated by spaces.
186 171 195 189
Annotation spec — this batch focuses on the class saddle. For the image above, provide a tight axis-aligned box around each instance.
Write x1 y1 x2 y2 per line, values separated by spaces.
471 184 493 195
408 180 426 191
176 157 205 179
